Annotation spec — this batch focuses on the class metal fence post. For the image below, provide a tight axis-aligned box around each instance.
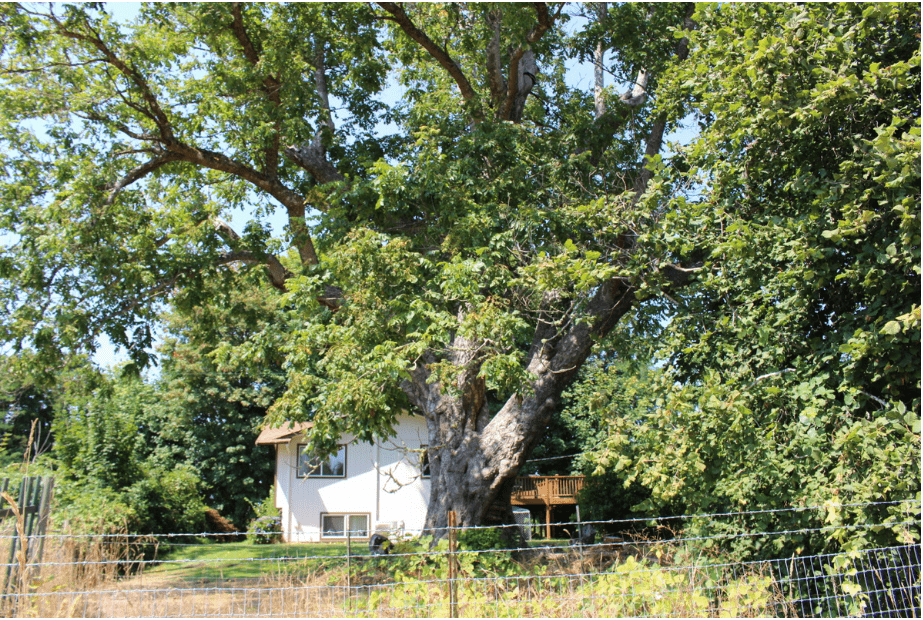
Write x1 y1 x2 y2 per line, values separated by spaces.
346 528 351 613
448 510 458 618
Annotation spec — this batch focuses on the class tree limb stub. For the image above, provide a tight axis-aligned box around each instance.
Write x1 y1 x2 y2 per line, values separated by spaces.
284 139 345 187
618 69 648 107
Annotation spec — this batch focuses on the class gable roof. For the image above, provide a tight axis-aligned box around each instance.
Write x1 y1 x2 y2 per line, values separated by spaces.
255 421 313 445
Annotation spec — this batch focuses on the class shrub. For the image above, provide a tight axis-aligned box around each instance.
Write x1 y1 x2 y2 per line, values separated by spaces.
247 516 282 544
126 466 208 535
55 483 139 535
458 527 506 551
246 489 281 544
588 555 711 617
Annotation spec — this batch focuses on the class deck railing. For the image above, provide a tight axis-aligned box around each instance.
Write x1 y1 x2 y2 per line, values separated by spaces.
511 476 584 505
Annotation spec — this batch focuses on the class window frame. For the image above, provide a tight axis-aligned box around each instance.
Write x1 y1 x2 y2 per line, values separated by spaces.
320 513 370 539
296 444 347 478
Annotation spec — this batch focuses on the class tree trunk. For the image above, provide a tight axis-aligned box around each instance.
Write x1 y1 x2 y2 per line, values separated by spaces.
416 386 562 537
405 280 642 538
415 378 566 538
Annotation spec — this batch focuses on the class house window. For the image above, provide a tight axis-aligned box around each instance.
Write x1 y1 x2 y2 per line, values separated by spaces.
321 513 369 538
420 445 430 478
297 444 346 478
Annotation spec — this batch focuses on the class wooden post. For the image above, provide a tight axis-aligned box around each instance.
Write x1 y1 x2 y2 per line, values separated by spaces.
31 478 53 562
26 478 53 585
545 505 551 540
0 477 53 598
448 510 458 618
3 477 27 595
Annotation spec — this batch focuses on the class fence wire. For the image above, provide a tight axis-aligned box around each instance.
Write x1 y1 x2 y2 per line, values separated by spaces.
0 501 917 618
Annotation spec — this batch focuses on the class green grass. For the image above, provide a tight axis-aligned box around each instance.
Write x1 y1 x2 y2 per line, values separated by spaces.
145 541 351 582
143 537 573 583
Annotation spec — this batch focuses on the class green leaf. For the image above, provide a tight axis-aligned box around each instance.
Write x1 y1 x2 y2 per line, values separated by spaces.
880 321 902 336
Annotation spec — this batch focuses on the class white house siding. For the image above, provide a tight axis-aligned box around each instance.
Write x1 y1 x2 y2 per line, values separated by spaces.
273 414 430 542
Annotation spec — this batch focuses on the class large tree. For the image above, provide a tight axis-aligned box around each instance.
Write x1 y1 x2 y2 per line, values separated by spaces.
0 2 699 534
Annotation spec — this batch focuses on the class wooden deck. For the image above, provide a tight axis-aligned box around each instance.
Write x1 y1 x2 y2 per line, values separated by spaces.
511 476 585 539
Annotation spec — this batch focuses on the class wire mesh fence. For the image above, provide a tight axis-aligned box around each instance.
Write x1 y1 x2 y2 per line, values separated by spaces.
0 500 917 618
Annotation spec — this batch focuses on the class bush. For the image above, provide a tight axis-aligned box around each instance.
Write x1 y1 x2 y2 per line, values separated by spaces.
55 483 139 535
246 489 281 544
247 516 282 544
458 527 506 551
589 555 710 617
126 466 208 535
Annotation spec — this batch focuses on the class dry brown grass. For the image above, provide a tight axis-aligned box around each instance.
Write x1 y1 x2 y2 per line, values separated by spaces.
0 528 793 618
0 524 155 617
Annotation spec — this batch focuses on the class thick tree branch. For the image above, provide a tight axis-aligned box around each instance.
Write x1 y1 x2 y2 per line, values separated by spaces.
47 7 317 264
485 10 505 108
480 252 701 492
48 12 175 142
168 143 307 220
52 3 318 271
213 218 292 291
631 2 696 202
377 3 480 113
500 3 552 121
54 8 320 272
230 3 282 176
105 152 183 205
217 250 291 292
230 3 262 65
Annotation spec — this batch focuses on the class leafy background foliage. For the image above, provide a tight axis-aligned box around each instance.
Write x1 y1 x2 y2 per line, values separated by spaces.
580 3 920 557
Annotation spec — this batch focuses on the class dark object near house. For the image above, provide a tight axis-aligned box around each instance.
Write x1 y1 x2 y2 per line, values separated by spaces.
570 524 596 546
205 508 239 542
369 533 392 555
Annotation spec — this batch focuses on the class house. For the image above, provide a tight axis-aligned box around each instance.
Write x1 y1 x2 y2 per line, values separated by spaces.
255 413 430 542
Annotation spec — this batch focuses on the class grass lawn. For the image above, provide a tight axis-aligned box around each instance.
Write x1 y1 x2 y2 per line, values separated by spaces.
144 540 352 582
142 537 573 584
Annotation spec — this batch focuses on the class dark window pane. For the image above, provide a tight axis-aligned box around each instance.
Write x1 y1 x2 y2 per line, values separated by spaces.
322 515 345 537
